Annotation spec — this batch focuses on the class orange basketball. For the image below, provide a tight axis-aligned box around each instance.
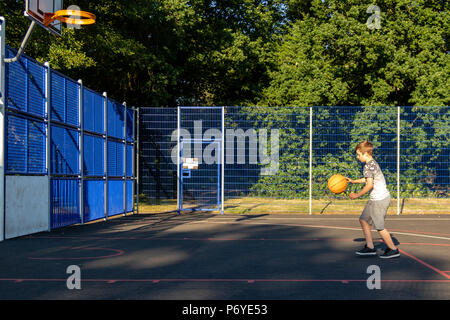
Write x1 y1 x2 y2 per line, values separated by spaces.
328 174 348 194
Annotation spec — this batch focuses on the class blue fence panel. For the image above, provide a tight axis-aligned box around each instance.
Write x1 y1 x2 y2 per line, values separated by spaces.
27 118 47 173
5 47 46 118
6 114 26 172
27 60 46 118
126 108 134 142
139 107 178 200
66 79 79 127
401 106 450 198
83 179 105 222
83 87 104 134
51 178 80 229
5 49 27 113
83 134 104 176
51 125 79 175
108 180 124 216
107 99 125 139
107 140 124 177
312 106 397 199
126 143 133 177
107 140 116 176
223 107 262 200
6 114 46 174
50 72 65 123
126 180 133 212
51 71 79 126
116 141 124 177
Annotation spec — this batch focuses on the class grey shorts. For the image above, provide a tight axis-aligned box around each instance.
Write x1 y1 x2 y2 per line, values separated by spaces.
360 196 391 231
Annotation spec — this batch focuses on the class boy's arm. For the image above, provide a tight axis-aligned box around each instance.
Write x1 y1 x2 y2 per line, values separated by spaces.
349 178 374 199
346 177 366 184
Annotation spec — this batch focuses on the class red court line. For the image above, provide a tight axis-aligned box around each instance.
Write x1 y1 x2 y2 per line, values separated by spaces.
24 234 450 242
401 243 450 247
399 249 450 280
25 223 450 239
0 278 449 284
28 247 125 260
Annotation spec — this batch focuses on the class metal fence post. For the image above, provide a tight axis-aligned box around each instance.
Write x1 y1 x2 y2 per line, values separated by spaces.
78 79 84 224
221 106 225 214
44 62 51 231
123 102 127 216
309 106 313 215
397 106 400 215
0 17 6 241
132 107 136 215
103 92 108 220
177 106 180 214
136 107 139 215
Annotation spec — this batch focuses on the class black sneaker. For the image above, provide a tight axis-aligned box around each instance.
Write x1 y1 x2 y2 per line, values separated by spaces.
355 244 377 256
379 248 400 259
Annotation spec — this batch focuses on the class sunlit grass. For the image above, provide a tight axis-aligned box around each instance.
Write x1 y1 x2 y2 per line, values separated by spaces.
136 197 450 215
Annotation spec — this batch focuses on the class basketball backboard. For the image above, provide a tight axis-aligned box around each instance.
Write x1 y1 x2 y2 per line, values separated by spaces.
25 0 63 36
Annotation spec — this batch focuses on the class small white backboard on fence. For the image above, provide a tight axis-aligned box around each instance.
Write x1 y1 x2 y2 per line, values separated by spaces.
183 158 199 170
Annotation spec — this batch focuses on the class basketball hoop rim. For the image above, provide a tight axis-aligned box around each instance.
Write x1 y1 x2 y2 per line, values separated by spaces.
43 10 96 26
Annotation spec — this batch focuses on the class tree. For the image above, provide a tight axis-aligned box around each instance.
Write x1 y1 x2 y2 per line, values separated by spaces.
1 0 287 107
259 0 449 107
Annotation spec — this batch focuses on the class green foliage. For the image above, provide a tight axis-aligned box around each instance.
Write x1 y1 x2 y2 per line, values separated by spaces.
44 29 96 69
1 0 447 107
258 0 449 107
1 0 285 106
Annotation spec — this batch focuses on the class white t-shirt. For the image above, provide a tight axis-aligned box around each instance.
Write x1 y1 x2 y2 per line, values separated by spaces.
363 159 391 201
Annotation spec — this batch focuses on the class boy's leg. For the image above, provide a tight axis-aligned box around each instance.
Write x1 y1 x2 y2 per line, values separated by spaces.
378 229 397 250
371 196 400 257
359 218 374 248
359 201 375 248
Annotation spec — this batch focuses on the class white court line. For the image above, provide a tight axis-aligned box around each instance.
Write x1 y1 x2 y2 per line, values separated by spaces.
188 219 450 241
209 217 450 221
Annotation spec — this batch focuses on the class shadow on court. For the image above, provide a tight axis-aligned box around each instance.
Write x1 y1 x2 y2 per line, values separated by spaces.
0 213 449 300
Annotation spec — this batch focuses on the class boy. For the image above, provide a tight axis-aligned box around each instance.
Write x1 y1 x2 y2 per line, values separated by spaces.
346 140 400 258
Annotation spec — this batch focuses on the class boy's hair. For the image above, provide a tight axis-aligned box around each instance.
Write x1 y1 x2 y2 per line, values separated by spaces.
356 140 373 156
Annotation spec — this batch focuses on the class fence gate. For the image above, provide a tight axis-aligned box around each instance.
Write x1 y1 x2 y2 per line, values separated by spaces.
177 107 224 214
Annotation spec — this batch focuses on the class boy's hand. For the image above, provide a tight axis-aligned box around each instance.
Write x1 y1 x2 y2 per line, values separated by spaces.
349 193 358 200
345 177 354 184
